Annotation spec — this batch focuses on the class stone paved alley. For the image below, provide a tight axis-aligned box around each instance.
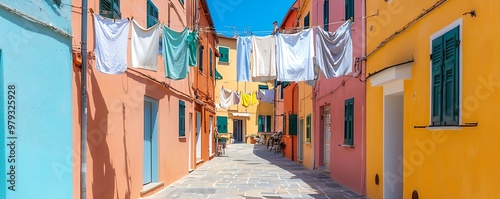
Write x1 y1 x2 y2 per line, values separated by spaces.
146 144 366 199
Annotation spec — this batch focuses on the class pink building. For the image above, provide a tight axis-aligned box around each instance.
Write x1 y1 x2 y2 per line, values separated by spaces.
71 0 216 198
312 0 366 195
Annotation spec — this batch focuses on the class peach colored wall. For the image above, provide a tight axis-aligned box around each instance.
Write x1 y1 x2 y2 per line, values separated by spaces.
194 0 217 165
72 0 195 198
312 0 366 195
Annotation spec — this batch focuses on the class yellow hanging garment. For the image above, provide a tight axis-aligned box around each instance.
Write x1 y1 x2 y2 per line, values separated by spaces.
251 91 258 105
242 92 251 107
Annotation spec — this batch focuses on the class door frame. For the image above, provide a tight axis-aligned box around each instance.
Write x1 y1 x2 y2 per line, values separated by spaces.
143 96 159 185
298 118 304 161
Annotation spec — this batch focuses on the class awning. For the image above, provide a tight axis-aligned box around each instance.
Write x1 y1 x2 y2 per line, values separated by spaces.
215 70 223 80
231 112 251 117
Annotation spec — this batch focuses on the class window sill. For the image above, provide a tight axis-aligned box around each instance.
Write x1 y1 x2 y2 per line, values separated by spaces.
414 122 478 130
339 144 355 148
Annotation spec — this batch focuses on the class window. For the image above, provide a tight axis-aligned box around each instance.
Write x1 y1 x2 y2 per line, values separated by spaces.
324 0 329 31
100 0 121 19
258 115 272 132
304 12 310 29
199 46 204 72
147 0 158 28
217 116 228 133
219 46 229 63
431 26 460 125
306 114 311 142
179 100 186 137
344 98 354 145
345 0 354 21
289 114 298 135
210 48 213 77
258 85 269 90
180 0 184 5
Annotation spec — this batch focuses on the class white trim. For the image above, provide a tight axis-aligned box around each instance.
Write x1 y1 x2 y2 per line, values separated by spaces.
429 18 463 125
231 112 251 117
370 62 413 87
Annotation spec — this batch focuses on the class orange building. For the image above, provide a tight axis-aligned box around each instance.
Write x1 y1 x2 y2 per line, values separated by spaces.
71 0 216 198
189 0 218 165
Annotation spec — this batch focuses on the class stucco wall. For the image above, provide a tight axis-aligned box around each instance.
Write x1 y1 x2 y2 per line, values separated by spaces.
366 0 500 198
0 2 73 198
312 0 366 195
71 0 193 198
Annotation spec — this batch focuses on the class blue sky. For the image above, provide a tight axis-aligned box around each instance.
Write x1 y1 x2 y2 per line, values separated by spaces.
207 0 296 37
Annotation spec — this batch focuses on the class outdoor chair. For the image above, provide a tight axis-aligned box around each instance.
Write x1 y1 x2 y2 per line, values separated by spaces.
217 138 226 156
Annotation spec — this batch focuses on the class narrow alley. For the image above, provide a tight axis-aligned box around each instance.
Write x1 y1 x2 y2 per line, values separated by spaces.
146 144 366 199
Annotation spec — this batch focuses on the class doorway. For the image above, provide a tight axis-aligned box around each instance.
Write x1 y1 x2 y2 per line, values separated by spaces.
143 97 158 185
196 111 202 161
188 112 193 170
209 117 213 155
233 120 244 143
383 93 404 199
298 118 304 161
323 106 331 172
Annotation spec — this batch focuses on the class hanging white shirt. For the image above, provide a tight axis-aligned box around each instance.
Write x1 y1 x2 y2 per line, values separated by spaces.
276 28 315 81
315 21 353 78
219 87 234 109
131 20 160 71
93 14 130 74
252 35 277 82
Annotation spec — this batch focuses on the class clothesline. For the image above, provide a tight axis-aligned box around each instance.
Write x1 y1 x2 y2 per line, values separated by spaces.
235 20 354 85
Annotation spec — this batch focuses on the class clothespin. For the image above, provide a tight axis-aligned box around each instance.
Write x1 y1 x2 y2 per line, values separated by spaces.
89 8 94 14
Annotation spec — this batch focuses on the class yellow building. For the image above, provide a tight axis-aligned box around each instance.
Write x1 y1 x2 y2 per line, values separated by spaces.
215 36 274 144
297 0 314 170
366 0 500 198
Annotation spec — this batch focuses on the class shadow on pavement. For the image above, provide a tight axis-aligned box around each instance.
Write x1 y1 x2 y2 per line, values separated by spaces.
252 144 366 199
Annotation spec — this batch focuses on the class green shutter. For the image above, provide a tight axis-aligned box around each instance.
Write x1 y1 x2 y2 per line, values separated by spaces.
100 0 121 19
344 98 354 145
431 34 444 125
147 0 158 28
266 115 272 132
431 26 460 125
179 100 185 137
210 49 213 77
324 0 329 31
306 114 311 142
442 26 460 125
217 116 228 133
258 115 263 132
219 47 229 63
289 114 297 135
345 0 354 21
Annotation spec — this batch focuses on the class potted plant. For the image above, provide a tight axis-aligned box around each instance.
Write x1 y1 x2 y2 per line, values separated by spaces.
246 134 258 144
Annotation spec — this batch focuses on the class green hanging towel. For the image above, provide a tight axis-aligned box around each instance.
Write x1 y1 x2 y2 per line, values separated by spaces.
162 26 189 80
187 31 199 66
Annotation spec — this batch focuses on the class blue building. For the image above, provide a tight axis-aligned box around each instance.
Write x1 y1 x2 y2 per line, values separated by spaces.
0 1 73 198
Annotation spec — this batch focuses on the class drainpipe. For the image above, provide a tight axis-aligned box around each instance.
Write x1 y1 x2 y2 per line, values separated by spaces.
80 0 88 198
194 0 199 32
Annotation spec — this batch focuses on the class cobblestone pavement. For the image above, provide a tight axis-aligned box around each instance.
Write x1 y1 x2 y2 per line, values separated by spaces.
146 144 366 199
